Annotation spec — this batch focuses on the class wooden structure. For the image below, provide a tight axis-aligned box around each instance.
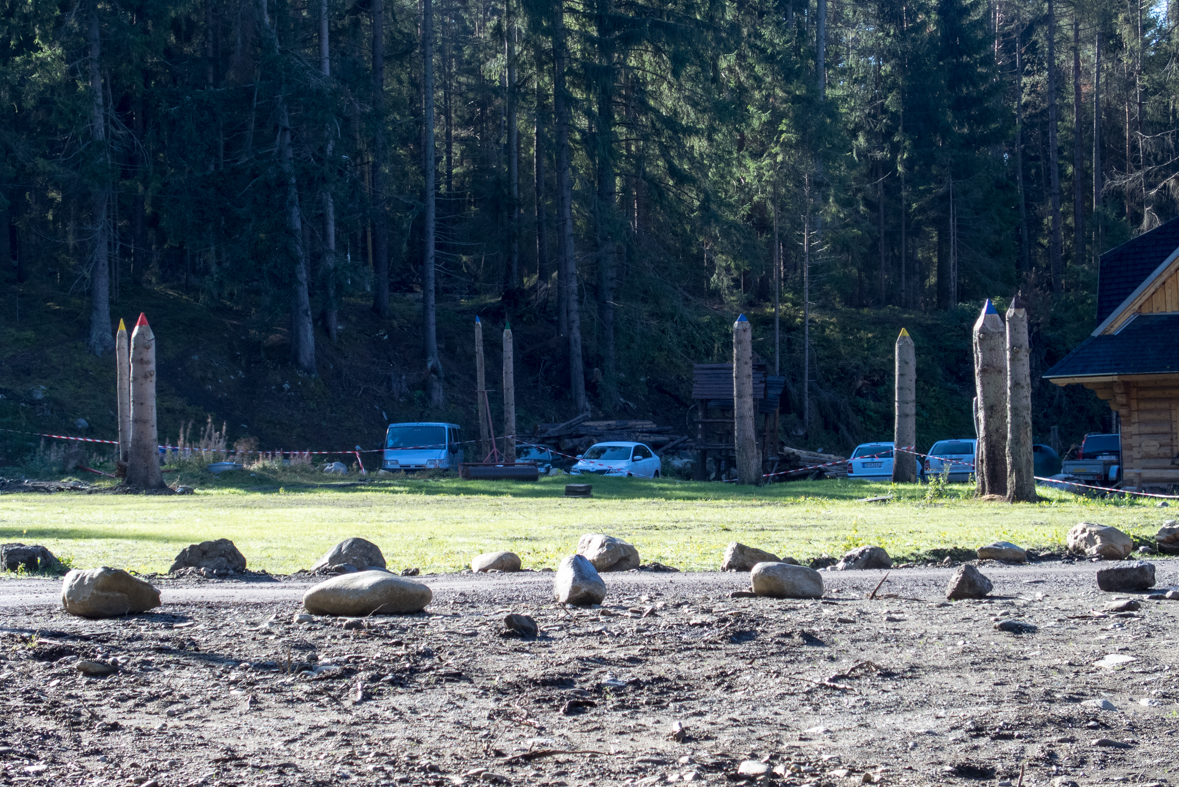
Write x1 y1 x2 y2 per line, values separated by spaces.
691 361 792 480
532 414 690 455
1045 217 1179 492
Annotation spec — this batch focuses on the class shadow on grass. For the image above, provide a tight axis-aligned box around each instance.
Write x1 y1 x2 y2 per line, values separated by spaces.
0 526 197 543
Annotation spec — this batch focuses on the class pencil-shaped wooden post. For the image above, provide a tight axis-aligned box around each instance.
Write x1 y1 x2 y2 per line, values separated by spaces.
1005 296 1036 502
973 300 1007 497
503 322 517 464
891 328 918 483
475 317 491 460
116 318 131 466
733 314 759 485
126 313 165 489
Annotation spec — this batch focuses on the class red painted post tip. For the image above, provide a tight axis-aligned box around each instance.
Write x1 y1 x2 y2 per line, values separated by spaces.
136 313 149 327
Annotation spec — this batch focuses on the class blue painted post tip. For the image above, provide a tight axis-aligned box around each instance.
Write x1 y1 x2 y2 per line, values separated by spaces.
983 299 997 315
475 315 481 323
737 314 748 322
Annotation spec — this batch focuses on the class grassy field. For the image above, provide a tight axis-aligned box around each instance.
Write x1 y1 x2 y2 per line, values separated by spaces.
1 465 1172 576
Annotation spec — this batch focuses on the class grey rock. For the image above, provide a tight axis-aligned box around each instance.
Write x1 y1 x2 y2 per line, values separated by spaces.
1104 599 1141 612
1067 522 1134 560
341 618 365 630
976 541 1027 563
1081 698 1117 712
503 613 538 637
994 619 1036 634
553 555 606 606
736 761 771 777
834 545 892 571
323 461 349 474
168 538 247 575
750 561 824 599
721 542 789 572
471 551 522 573
61 568 161 618
1090 738 1132 749
1168 589 1179 600
310 538 387 574
946 564 994 600
576 534 640 572
74 418 89 430
75 660 117 677
1 543 61 573
1096 561 1155 592
303 570 431 616
292 613 314 625
1156 521 1179 555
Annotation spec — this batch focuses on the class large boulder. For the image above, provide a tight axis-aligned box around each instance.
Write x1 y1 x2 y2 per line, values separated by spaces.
303 571 432 616
310 538 387 574
1096 561 1156 593
1067 523 1134 560
976 541 1027 563
750 562 824 599
1156 521 1179 555
946 564 994 600
834 545 892 571
553 555 606 606
576 534 640 572
721 542 792 572
62 568 161 618
168 538 247 575
471 551 522 573
1 543 61 573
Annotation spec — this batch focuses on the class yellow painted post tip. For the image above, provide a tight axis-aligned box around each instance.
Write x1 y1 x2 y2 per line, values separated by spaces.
117 318 126 331
898 327 909 337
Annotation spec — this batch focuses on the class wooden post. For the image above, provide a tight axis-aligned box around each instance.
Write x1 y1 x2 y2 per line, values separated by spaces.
973 300 1007 496
503 322 516 464
892 328 917 483
1005 296 1036 501
695 400 708 481
733 314 759 485
126 313 165 489
475 317 491 460
116 319 131 467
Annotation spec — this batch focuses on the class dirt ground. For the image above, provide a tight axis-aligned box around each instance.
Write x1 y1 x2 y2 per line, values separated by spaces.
2 561 1178 787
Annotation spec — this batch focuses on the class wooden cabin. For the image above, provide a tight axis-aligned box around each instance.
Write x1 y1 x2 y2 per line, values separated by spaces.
1044 217 1179 492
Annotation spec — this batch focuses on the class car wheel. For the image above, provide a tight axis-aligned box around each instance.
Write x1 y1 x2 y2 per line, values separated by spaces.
653 470 660 478
626 472 633 478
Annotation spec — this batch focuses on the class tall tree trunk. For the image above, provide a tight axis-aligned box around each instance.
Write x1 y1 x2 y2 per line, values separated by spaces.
534 61 551 306
1072 15 1085 266
1092 30 1102 260
1047 0 1062 292
86 2 114 356
553 0 586 412
595 0 618 410
371 0 389 317
1015 24 1030 274
423 0 444 407
443 0 453 195
816 0 826 99
506 1 519 291
321 0 339 343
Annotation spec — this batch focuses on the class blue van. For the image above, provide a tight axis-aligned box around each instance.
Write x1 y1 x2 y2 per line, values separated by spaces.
383 422 462 472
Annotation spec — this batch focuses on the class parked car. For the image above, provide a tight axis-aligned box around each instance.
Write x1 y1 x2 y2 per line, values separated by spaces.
1032 443 1061 477
846 442 895 481
1060 433 1121 485
382 422 462 472
570 442 662 478
924 439 976 483
515 444 557 474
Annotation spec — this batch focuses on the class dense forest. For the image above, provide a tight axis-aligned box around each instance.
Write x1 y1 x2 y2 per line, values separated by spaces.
1 0 1177 459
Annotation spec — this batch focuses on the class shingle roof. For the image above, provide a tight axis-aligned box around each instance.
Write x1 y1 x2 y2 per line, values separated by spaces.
1043 313 1179 379
1097 217 1179 324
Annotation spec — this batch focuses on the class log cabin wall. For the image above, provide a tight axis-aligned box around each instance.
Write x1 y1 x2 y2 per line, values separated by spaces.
1085 374 1179 489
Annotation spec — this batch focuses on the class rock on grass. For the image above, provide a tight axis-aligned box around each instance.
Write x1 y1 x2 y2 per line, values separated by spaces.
168 538 247 575
471 551 522 573
310 538 387 574
1067 523 1133 560
834 545 892 571
722 542 793 572
576 534 640 572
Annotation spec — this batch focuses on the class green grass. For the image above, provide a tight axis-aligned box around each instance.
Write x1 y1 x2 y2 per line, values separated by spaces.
0 469 1171 576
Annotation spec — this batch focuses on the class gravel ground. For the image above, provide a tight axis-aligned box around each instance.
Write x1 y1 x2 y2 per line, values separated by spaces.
2 561 1178 787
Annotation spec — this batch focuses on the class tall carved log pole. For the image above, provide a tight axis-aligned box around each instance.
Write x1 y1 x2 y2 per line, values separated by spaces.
116 319 131 468
475 317 491 460
503 323 517 464
127 313 165 489
891 328 917 483
733 314 759 485
1005 297 1036 502
973 300 1007 497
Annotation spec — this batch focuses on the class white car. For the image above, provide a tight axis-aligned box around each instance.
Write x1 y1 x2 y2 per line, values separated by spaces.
571 442 662 478
924 439 976 483
846 441 895 481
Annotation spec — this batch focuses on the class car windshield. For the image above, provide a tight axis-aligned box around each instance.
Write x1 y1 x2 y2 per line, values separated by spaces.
583 445 632 460
932 441 975 456
1083 435 1120 453
517 446 547 459
385 425 447 449
852 445 892 459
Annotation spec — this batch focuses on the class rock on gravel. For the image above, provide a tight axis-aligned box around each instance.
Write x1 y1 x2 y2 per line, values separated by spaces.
553 555 607 606
75 660 117 677
1096 561 1155 592
721 542 796 572
168 538 247 575
1067 523 1134 560
471 551 522 573
576 534 640 572
1 543 61 573
503 613 538 637
750 562 823 599
310 538 387 574
1156 521 1179 554
976 541 1027 563
61 568 161 618
302 570 431 616
834 545 892 571
946 564 994 600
